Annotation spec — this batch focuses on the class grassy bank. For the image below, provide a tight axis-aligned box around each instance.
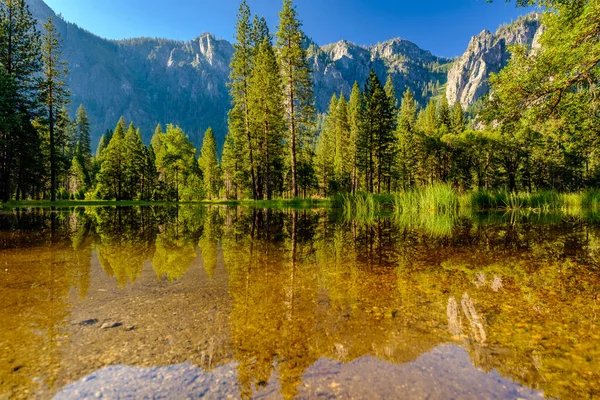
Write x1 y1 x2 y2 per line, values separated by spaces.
335 185 600 218
463 190 600 212
4 187 600 214
0 198 330 210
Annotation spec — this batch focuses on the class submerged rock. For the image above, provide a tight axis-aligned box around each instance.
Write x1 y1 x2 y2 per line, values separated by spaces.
100 322 123 330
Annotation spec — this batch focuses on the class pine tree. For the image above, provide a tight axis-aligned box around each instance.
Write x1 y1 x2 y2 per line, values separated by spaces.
359 70 396 193
348 82 363 193
96 130 111 158
68 156 86 196
198 128 220 200
228 0 259 199
451 101 465 134
419 98 438 136
251 15 269 47
437 96 451 130
123 123 147 199
334 94 351 191
221 132 238 199
76 104 92 171
315 94 337 196
40 17 70 202
276 0 316 198
151 123 198 201
248 35 286 199
384 75 397 110
0 0 41 201
98 117 125 200
55 106 75 190
395 89 419 189
142 144 157 200
97 117 126 200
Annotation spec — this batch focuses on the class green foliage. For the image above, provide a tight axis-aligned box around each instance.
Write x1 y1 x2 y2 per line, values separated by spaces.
315 94 337 196
482 1 600 192
357 70 396 193
247 35 286 199
198 128 220 200
228 0 257 200
0 0 42 201
75 104 92 181
276 0 316 198
40 17 70 202
151 123 200 201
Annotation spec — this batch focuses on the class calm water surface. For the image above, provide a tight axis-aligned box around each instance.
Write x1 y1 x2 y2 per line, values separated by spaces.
0 206 598 399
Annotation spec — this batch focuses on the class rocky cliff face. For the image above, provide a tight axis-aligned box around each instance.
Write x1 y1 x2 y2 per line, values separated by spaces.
311 39 451 110
446 14 542 109
26 0 234 146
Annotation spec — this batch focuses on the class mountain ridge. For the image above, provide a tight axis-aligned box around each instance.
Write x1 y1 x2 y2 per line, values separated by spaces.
24 0 539 150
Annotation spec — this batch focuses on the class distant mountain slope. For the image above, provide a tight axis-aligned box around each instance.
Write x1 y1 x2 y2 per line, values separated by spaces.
27 0 232 147
310 39 451 109
25 0 540 148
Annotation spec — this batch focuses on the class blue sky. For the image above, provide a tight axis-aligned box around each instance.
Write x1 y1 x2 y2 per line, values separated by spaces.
44 0 532 57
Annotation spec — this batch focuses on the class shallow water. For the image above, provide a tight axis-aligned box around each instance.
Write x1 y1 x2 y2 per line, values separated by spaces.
0 206 598 399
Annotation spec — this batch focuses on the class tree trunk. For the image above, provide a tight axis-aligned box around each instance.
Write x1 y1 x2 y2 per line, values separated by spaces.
50 103 56 202
288 56 299 198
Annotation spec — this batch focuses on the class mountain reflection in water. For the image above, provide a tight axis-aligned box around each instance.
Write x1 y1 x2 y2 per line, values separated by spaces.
0 206 598 399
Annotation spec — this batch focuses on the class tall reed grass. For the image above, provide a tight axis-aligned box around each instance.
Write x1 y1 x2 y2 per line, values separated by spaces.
393 184 459 215
333 192 394 223
463 189 598 212
332 186 600 226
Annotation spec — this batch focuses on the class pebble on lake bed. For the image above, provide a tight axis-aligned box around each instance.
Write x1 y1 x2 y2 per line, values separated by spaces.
100 322 123 329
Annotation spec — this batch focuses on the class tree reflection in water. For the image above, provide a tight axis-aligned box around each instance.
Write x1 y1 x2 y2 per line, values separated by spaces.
0 206 598 399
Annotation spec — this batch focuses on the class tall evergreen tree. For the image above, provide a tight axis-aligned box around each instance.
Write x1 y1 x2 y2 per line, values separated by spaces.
315 94 337 196
419 98 438 136
437 96 452 130
384 75 397 110
151 123 198 201
334 94 351 191
359 70 396 193
228 0 259 199
123 123 147 199
276 0 316 198
348 82 363 193
68 155 86 196
0 0 41 201
248 35 285 199
451 101 465 134
39 17 69 202
395 89 419 189
221 132 239 199
251 15 269 47
96 129 112 158
76 104 92 171
198 127 220 200
55 106 75 191
97 117 126 200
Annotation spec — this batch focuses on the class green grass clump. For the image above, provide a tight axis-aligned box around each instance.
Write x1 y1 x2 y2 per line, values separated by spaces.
333 192 395 223
581 189 600 210
393 183 459 215
465 189 583 212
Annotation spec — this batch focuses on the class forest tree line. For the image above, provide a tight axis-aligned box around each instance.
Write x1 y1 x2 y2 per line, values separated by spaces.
0 0 72 201
1 0 598 202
